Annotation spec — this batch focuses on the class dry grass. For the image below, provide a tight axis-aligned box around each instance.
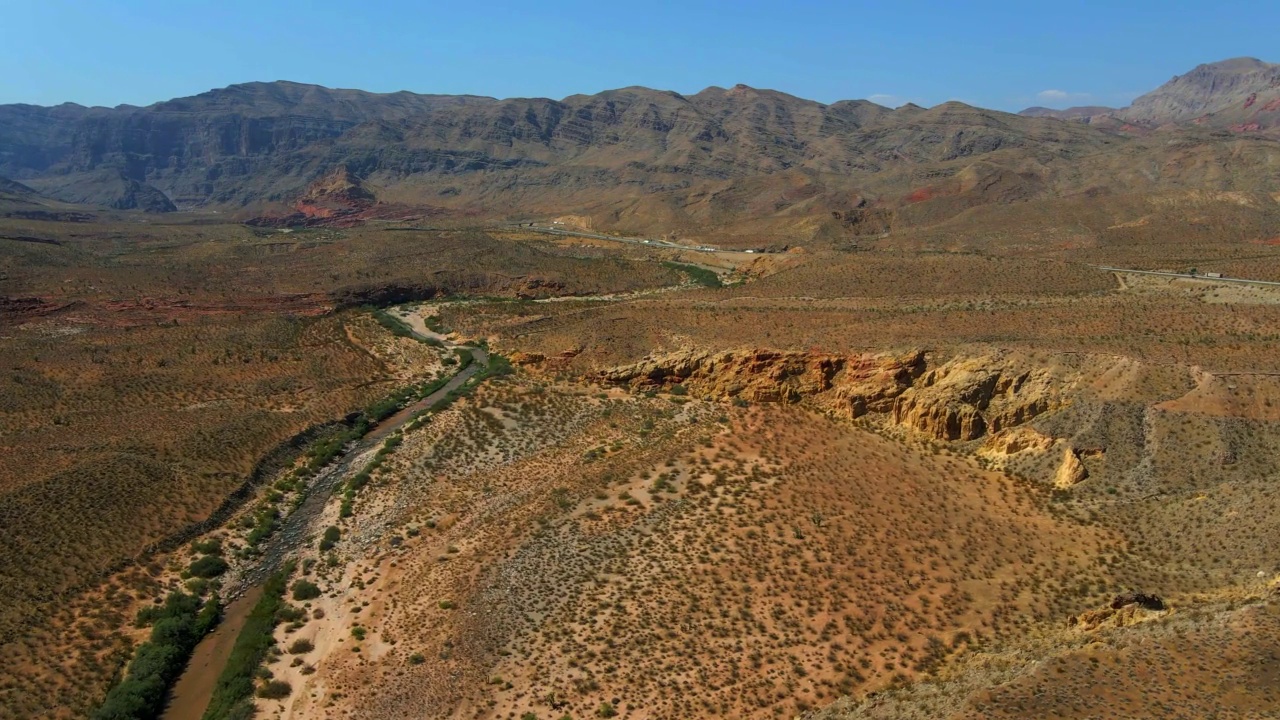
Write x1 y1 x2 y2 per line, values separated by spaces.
268 382 1118 720
812 586 1280 720
0 216 678 719
4 200 1280 719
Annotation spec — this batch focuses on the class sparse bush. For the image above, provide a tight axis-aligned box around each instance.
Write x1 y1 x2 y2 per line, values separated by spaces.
93 592 220 720
190 538 223 556
189 555 229 579
291 580 321 601
276 604 305 623
256 680 292 699
319 525 340 552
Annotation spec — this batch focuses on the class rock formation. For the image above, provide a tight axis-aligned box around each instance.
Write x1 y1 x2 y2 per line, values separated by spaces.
598 348 1064 441
1054 446 1089 489
979 427 1056 459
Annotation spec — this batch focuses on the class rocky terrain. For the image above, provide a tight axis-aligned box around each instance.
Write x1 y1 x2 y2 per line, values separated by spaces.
595 348 1064 442
1122 57 1280 130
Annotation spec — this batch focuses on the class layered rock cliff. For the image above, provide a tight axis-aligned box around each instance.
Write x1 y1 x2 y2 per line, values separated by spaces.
596 348 1063 442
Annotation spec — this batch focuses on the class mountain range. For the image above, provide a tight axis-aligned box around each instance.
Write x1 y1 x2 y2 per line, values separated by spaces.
2 57 1279 240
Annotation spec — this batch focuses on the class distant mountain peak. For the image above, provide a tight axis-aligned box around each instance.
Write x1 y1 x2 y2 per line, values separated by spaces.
1122 55 1280 130
1019 106 1115 120
1198 57 1274 72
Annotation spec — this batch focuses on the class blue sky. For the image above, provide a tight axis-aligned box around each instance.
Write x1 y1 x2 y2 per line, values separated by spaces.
2 0 1275 111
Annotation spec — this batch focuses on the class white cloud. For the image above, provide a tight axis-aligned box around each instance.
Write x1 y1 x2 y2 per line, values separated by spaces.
1036 89 1093 105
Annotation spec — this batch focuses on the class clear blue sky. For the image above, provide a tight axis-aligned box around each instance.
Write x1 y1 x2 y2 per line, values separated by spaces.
3 0 1275 111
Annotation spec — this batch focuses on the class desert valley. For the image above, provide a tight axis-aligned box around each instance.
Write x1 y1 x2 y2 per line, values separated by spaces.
2 53 1280 720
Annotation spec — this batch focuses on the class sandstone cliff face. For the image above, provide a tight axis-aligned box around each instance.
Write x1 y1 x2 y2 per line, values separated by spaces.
607 349 825 401
980 426 1056 457
597 348 1062 441
1054 445 1089 489
888 362 1057 441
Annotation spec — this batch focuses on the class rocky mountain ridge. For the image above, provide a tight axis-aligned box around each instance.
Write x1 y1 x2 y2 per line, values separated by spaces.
1123 57 1280 129
2 59 1278 239
1018 105 1116 120
1021 57 1280 132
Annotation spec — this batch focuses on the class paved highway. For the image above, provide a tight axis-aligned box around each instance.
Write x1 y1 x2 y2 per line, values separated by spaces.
1094 266 1280 288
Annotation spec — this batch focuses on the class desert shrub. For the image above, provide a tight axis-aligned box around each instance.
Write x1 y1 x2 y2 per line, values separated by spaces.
190 538 223 556
408 652 425 665
93 592 220 720
255 680 292 699
201 565 291 720
597 702 617 718
485 353 514 378
318 526 340 552
291 580 321 601
662 261 722 288
276 604 306 623
189 555 229 579
366 390 412 422
370 308 416 339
